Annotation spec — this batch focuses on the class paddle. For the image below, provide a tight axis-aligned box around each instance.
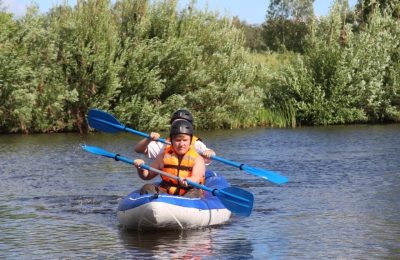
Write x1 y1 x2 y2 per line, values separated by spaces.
81 144 254 216
87 108 288 184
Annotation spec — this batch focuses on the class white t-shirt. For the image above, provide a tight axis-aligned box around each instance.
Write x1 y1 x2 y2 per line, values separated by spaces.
145 140 212 164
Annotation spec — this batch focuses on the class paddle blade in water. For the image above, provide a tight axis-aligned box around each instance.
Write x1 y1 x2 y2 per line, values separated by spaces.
87 109 124 133
217 186 254 217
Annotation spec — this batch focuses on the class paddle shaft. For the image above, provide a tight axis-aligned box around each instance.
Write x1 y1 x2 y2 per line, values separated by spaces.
93 116 231 163
88 109 288 184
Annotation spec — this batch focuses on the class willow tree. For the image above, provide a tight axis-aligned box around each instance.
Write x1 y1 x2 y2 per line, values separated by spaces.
0 0 270 133
112 0 266 130
46 0 122 133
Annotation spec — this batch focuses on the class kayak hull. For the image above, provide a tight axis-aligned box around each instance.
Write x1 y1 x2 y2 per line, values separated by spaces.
117 171 232 230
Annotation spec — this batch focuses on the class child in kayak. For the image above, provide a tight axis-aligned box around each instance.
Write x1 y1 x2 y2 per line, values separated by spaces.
133 119 205 198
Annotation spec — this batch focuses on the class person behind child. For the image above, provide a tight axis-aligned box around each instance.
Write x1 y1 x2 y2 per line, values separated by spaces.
133 119 205 198
134 109 215 163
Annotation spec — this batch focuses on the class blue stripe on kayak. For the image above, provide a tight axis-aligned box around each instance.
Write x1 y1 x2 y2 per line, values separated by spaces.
118 194 226 211
118 171 230 212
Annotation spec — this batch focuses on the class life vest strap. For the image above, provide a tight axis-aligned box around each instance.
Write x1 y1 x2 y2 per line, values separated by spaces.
163 164 193 171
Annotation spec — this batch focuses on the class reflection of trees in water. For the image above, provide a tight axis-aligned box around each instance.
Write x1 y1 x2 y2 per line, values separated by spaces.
119 227 254 259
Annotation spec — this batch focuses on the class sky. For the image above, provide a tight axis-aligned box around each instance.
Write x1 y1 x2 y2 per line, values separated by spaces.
2 0 358 24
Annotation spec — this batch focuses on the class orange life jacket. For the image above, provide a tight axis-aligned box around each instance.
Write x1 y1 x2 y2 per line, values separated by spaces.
159 144 204 196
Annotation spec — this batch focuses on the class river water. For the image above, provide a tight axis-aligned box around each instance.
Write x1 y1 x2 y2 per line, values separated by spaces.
1 124 399 259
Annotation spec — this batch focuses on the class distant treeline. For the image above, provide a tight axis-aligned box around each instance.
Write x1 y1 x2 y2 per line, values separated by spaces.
0 0 399 134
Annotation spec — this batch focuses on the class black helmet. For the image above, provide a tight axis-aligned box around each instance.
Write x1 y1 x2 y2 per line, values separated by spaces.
170 119 193 137
170 109 193 124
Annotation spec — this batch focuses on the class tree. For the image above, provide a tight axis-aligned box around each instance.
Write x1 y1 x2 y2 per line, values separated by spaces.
263 0 314 53
267 0 314 21
232 17 266 51
356 0 400 24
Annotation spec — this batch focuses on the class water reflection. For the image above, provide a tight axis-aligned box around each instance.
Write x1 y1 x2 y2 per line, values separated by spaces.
120 228 215 259
119 227 255 259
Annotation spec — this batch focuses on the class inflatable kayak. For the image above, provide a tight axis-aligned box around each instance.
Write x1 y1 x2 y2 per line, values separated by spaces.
117 170 232 230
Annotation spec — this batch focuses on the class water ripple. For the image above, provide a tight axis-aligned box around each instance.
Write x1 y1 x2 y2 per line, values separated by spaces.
1 125 400 259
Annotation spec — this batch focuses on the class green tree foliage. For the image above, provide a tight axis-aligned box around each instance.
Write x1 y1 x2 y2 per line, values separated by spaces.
0 0 267 133
263 0 314 53
231 17 266 51
0 6 72 133
267 0 400 125
356 0 400 24
48 0 122 133
0 10 17 132
113 0 266 130
0 1 121 133
266 0 314 19
2 0 400 133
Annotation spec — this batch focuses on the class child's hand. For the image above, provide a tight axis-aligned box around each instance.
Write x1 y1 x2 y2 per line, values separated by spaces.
202 149 215 158
149 132 160 141
133 159 144 168
179 178 188 187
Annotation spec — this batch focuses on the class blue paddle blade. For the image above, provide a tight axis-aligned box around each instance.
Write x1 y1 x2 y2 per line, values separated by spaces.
87 109 124 133
243 165 289 185
81 144 115 159
211 155 288 185
217 186 254 217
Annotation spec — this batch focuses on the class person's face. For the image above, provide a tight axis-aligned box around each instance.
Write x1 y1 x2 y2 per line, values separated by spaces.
172 134 191 155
